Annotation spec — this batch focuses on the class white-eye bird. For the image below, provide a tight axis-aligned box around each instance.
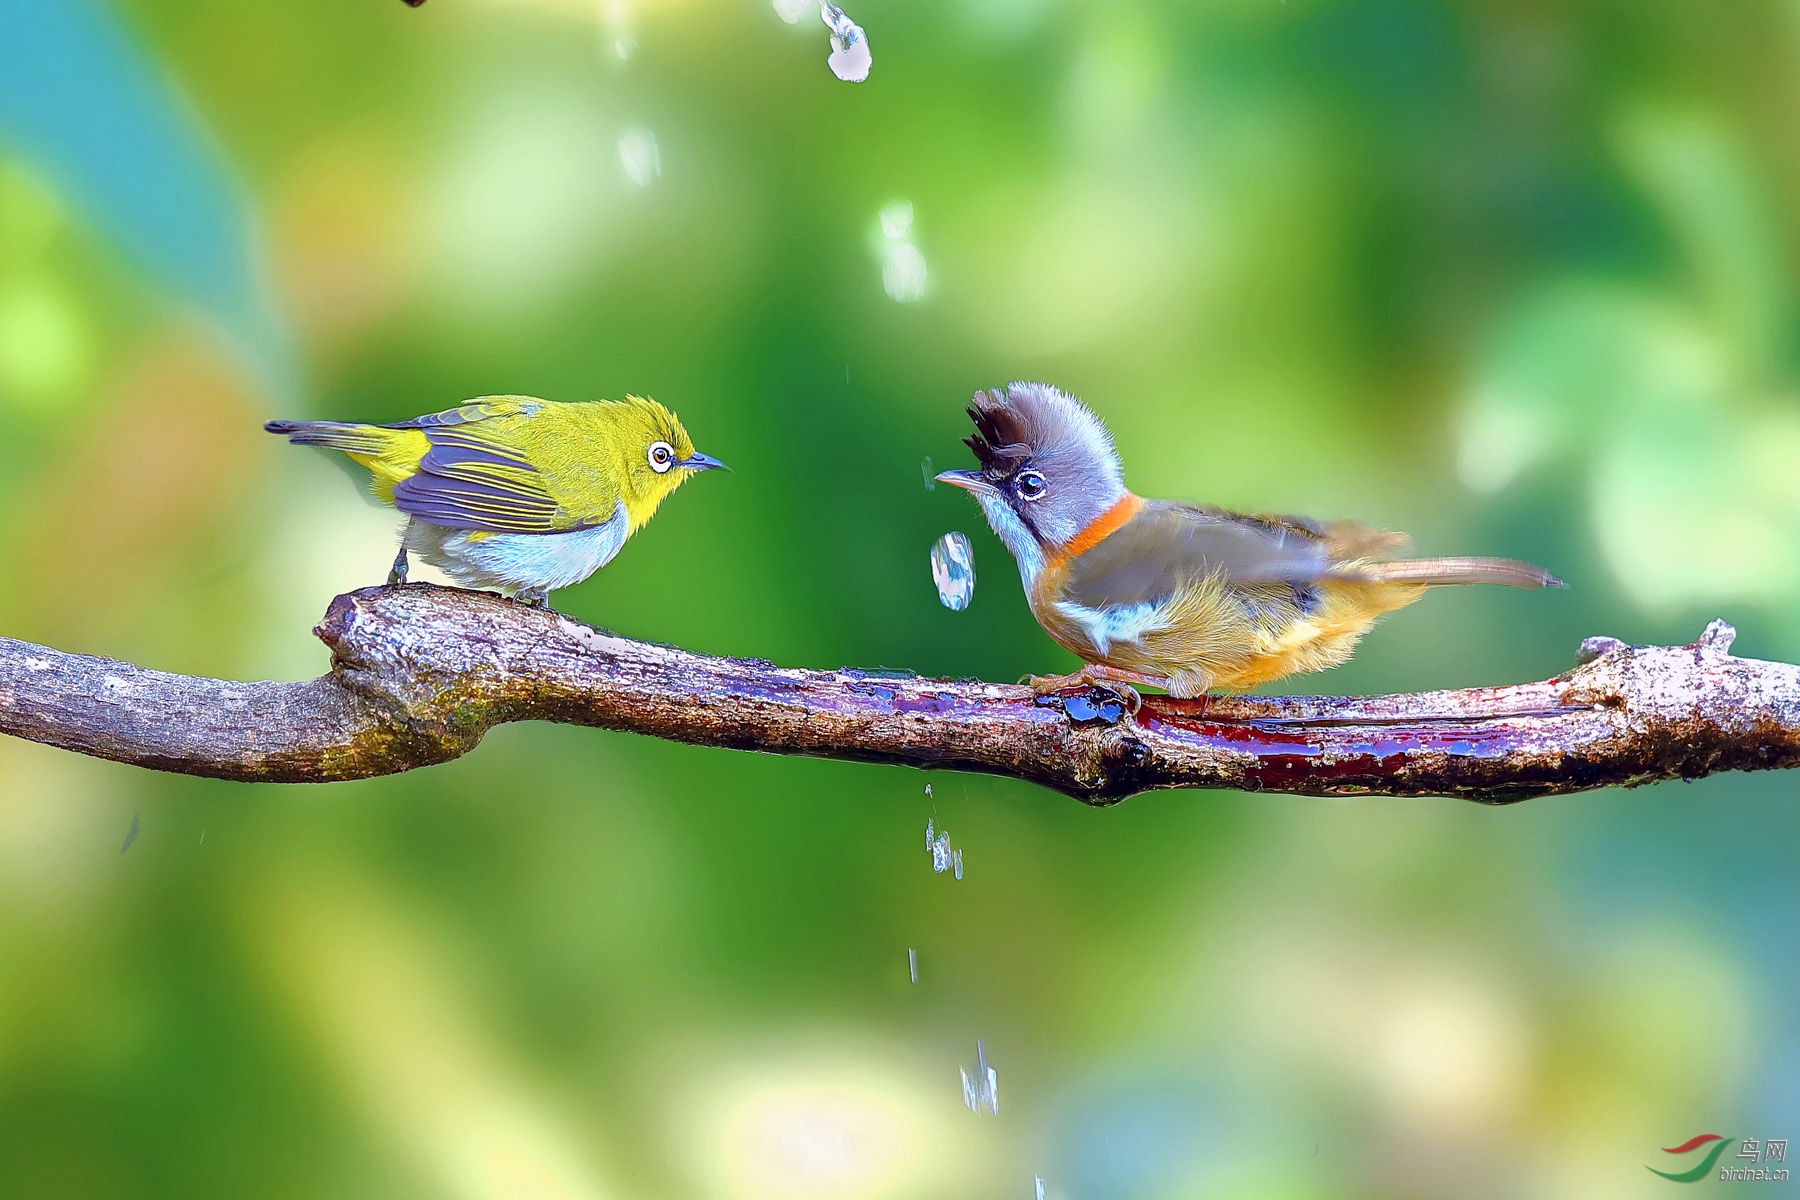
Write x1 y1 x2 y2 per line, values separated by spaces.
936 382 1561 699
267 395 725 607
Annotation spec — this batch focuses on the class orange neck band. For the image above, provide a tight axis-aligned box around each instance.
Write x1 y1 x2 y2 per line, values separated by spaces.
1051 492 1142 565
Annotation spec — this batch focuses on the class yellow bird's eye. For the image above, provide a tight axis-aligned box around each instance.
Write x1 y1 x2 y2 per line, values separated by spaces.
648 440 675 473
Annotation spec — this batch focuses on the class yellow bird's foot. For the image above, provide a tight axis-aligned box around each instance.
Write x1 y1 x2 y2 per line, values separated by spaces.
514 587 552 608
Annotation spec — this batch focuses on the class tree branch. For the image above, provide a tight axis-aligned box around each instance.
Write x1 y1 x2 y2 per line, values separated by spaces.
2 584 1796 802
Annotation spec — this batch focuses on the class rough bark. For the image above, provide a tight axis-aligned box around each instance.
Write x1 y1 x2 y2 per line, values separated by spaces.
1 584 1796 803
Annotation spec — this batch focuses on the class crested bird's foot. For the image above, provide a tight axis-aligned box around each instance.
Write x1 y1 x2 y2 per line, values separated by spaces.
387 546 409 587
1026 666 1151 715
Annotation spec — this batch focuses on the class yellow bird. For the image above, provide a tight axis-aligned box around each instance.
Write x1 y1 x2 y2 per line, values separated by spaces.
936 382 1560 699
267 395 725 607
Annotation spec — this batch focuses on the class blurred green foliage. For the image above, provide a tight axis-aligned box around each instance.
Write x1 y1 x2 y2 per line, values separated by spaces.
2 0 1799 1197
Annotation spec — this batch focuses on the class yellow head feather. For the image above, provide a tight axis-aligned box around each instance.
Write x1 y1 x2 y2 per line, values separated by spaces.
593 395 700 532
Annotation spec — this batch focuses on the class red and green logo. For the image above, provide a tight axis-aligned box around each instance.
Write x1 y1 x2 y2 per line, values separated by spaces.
1649 1134 1734 1182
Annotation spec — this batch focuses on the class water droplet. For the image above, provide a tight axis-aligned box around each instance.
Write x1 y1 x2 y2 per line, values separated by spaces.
1047 686 1125 725
923 781 933 798
960 1040 999 1115
821 3 872 82
883 243 927 302
618 128 661 186
599 0 635 59
1036 1178 1046 1200
120 811 139 855
771 0 809 22
880 199 914 240
921 455 935 491
908 947 918 983
925 818 964 878
931 532 975 611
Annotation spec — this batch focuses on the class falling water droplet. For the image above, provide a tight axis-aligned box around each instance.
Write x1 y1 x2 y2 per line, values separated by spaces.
600 0 636 59
772 0 810 21
619 128 661 186
883 243 927 302
880 200 914 240
1035 1177 1046 1200
923 782 933 798
930 532 975 610
960 1040 999 1115
821 3 872 81
925 818 963 878
120 811 139 855
908 948 918 983
921 456 935 491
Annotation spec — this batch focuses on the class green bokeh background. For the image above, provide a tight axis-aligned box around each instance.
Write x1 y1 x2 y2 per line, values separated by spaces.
2 1 1798 1197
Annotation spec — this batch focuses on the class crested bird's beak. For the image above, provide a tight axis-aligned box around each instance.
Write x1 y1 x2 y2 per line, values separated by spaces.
680 451 729 472
935 469 990 493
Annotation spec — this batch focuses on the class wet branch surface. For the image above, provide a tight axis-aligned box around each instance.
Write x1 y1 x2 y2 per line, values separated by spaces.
3 584 1798 803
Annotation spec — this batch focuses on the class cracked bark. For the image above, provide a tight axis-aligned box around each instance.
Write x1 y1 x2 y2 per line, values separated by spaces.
2 583 1797 803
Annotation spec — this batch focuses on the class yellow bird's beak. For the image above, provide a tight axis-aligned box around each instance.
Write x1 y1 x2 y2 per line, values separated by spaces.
680 451 729 472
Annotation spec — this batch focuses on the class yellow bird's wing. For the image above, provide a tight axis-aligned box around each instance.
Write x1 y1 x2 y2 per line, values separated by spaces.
384 398 596 534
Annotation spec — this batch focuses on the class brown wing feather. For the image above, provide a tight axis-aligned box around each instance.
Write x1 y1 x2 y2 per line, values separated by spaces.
1351 556 1561 588
1060 501 1336 611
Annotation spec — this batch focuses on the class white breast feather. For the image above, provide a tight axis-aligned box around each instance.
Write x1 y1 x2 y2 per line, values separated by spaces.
407 500 629 594
1053 599 1167 657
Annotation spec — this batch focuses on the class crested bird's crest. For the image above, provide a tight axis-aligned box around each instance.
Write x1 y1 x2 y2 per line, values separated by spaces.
965 382 1122 487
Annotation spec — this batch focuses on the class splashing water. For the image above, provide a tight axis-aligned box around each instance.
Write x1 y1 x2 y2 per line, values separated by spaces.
961 1040 998 1116
923 782 933 798
619 128 661 186
931 532 975 610
821 3 872 82
925 818 963 879
1035 1178 1046 1200
771 0 810 22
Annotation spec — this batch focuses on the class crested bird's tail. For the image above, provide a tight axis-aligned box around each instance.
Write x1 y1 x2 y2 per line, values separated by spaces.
1354 556 1563 589
264 419 387 455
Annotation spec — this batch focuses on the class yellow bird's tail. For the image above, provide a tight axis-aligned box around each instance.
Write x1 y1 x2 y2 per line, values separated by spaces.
265 419 428 502
265 419 387 454
1353 556 1563 589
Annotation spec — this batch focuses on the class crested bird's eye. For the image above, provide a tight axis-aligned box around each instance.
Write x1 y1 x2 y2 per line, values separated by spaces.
1015 469 1047 500
648 440 675 474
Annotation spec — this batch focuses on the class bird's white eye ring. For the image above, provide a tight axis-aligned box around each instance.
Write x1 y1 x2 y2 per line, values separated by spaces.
1016 469 1047 500
648 440 675 473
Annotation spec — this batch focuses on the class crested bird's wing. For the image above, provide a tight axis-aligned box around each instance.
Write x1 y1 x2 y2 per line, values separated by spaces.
384 398 592 534
1061 501 1337 611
